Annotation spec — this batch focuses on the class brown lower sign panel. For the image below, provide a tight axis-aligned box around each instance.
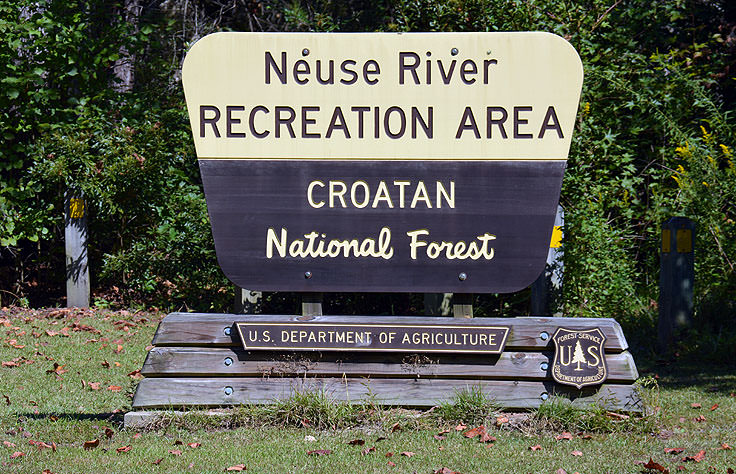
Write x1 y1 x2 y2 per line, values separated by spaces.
235 322 509 354
200 159 565 293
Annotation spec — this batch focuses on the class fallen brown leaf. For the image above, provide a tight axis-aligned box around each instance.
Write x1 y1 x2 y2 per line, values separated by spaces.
555 469 567 474
401 451 415 457
45 363 67 376
682 450 706 462
642 458 669 473
117 445 132 453
693 415 706 422
101 361 110 368
83 439 100 450
455 423 467 431
555 432 573 441
664 448 684 454
375 436 386 442
433 435 446 441
571 450 583 456
152 458 163 465
169 449 182 456
347 439 365 446
361 446 376 455
10 452 24 459
529 445 542 451
434 468 460 474
128 369 143 380
107 385 122 392
690 403 701 409
29 440 55 451
709 403 718 411
2 394 9 406
307 449 331 456
105 427 114 440
385 452 393 457
463 425 485 439
2 361 19 368
187 442 201 449
88 382 100 390
719 443 731 450
2 441 15 448
387 460 396 467
225 464 246 471
173 440 183 445
479 431 496 443
390 422 401 433
496 415 509 426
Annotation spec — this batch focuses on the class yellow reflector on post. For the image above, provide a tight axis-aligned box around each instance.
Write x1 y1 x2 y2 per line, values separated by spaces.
550 226 563 248
662 229 671 253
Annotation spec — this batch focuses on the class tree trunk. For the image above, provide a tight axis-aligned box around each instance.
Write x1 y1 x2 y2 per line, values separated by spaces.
113 0 140 92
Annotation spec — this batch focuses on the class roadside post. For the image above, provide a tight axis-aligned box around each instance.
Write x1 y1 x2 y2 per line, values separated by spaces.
65 192 90 308
127 32 640 423
658 217 695 353
531 205 564 315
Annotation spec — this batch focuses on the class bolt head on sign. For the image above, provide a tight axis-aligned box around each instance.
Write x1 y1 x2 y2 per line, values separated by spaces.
551 328 608 389
182 32 583 293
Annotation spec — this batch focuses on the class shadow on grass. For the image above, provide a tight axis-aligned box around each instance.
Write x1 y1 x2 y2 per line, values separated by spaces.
637 358 736 393
6 412 125 424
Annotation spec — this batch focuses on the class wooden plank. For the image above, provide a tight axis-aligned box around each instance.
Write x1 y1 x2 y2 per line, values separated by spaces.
453 293 473 319
152 314 629 352
132 377 641 411
141 347 639 382
301 293 323 318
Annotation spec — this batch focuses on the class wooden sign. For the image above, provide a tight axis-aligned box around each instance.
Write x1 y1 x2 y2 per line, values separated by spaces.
235 321 509 353
182 32 583 293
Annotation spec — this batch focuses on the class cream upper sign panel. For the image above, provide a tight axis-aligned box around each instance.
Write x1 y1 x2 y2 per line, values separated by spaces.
182 32 583 161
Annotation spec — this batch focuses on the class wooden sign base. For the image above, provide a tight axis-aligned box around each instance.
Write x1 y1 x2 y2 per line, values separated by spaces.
131 314 641 412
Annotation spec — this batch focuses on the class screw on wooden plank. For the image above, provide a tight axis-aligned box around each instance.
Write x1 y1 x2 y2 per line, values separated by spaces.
65 192 89 308
658 216 695 354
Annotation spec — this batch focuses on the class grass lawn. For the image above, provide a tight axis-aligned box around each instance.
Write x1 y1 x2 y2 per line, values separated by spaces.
0 307 734 474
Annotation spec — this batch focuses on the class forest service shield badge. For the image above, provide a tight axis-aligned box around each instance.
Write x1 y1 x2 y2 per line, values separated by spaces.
551 327 608 389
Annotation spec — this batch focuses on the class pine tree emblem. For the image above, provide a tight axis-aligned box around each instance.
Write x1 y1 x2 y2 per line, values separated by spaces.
571 340 587 371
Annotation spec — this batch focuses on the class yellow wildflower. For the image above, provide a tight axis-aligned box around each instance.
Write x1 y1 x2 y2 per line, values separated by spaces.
700 125 713 143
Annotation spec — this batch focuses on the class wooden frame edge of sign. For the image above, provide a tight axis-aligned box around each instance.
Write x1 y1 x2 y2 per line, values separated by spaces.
131 377 642 412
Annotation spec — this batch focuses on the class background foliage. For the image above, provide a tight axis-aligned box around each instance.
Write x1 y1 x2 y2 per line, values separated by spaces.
1 0 734 354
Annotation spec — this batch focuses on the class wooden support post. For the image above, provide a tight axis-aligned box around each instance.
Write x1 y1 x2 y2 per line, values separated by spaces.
301 292 323 318
423 293 452 316
234 286 261 314
531 205 564 316
453 293 473 318
658 217 695 354
65 192 90 308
